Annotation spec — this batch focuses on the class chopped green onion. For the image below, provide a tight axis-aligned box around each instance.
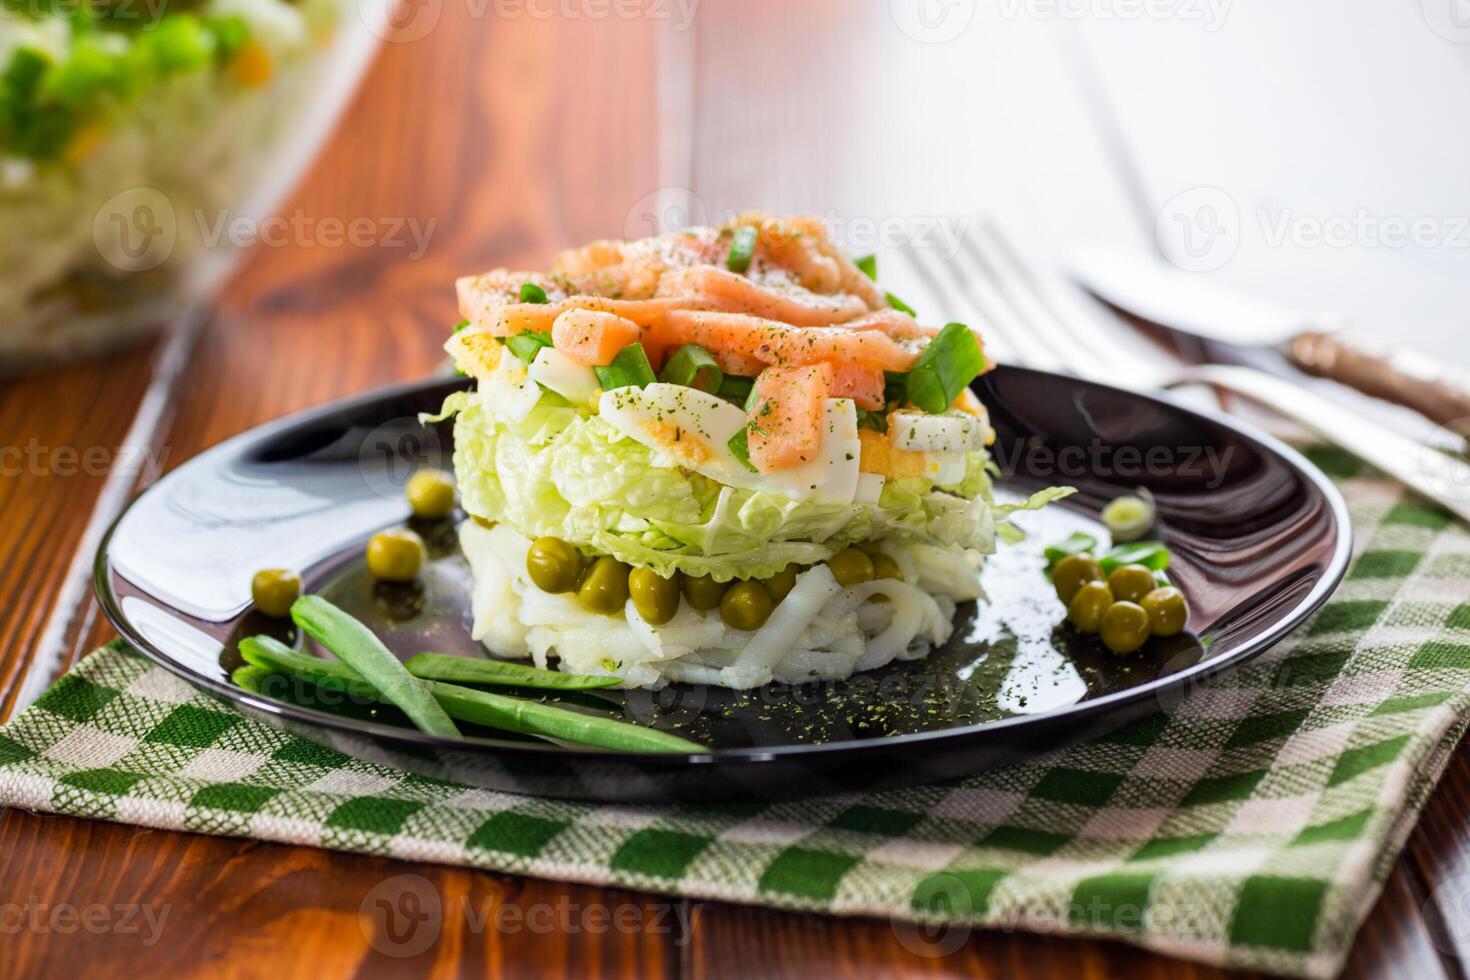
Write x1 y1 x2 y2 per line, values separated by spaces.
1044 532 1099 573
659 344 724 394
506 330 553 365
139 15 217 75
882 371 907 407
519 282 549 304
290 596 461 737
4 49 49 99
854 254 878 280
451 319 470 334
728 425 759 473
727 226 758 273
905 322 986 414
1101 491 1156 543
594 343 657 390
1099 541 1170 575
406 652 619 690
205 15 251 61
717 374 755 403
886 292 917 317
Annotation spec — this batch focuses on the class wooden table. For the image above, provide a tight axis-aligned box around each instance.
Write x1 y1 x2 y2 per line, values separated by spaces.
3 6 1468 977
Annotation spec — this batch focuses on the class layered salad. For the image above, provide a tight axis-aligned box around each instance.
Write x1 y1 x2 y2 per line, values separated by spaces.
436 213 1068 690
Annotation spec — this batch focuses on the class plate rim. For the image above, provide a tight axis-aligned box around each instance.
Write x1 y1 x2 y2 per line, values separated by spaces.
94 367 1354 765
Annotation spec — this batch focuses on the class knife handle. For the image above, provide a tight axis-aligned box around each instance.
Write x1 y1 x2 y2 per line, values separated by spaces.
1286 331 1470 439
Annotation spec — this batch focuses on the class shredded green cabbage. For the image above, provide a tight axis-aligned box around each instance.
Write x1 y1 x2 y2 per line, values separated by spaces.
443 390 1071 581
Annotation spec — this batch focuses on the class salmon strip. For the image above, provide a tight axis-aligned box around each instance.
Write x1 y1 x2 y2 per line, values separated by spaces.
728 211 887 311
455 270 566 330
464 295 699 338
829 362 886 410
552 310 643 366
651 311 920 374
656 266 870 327
748 363 833 472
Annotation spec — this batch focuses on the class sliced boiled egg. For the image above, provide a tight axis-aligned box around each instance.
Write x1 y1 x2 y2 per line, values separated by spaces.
598 383 753 486
598 385 864 504
890 410 989 453
487 347 543 421
528 346 599 408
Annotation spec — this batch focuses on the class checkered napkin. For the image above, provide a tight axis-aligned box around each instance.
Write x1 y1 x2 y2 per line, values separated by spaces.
2 447 1468 977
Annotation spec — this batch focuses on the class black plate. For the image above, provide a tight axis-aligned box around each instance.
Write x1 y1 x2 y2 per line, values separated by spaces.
96 367 1350 802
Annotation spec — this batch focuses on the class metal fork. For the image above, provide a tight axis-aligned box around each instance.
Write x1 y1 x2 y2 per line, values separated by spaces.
899 218 1470 524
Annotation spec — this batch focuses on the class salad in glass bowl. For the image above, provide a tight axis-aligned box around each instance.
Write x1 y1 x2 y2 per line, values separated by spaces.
0 0 383 371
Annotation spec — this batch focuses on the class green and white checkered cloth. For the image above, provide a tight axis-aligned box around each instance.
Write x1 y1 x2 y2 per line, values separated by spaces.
2 447 1467 976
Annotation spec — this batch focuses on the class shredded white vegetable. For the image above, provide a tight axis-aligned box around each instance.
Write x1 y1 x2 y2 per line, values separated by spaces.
460 521 983 690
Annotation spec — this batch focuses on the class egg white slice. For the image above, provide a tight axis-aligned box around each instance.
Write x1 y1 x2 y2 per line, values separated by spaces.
487 349 543 421
890 411 989 453
598 385 864 504
597 383 753 487
528 347 598 408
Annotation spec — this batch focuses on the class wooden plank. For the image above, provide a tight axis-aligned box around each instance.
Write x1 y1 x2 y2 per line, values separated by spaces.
0 341 162 721
0 810 678 980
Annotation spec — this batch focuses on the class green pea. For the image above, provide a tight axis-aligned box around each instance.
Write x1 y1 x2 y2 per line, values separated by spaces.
1066 580 1113 633
682 573 727 612
578 557 631 614
405 469 456 519
1141 586 1188 637
251 568 300 618
1100 601 1152 655
870 553 903 581
629 568 680 625
1052 553 1104 605
366 528 426 582
826 547 875 588
720 580 774 631
526 537 584 594
764 565 798 603
1107 564 1156 604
